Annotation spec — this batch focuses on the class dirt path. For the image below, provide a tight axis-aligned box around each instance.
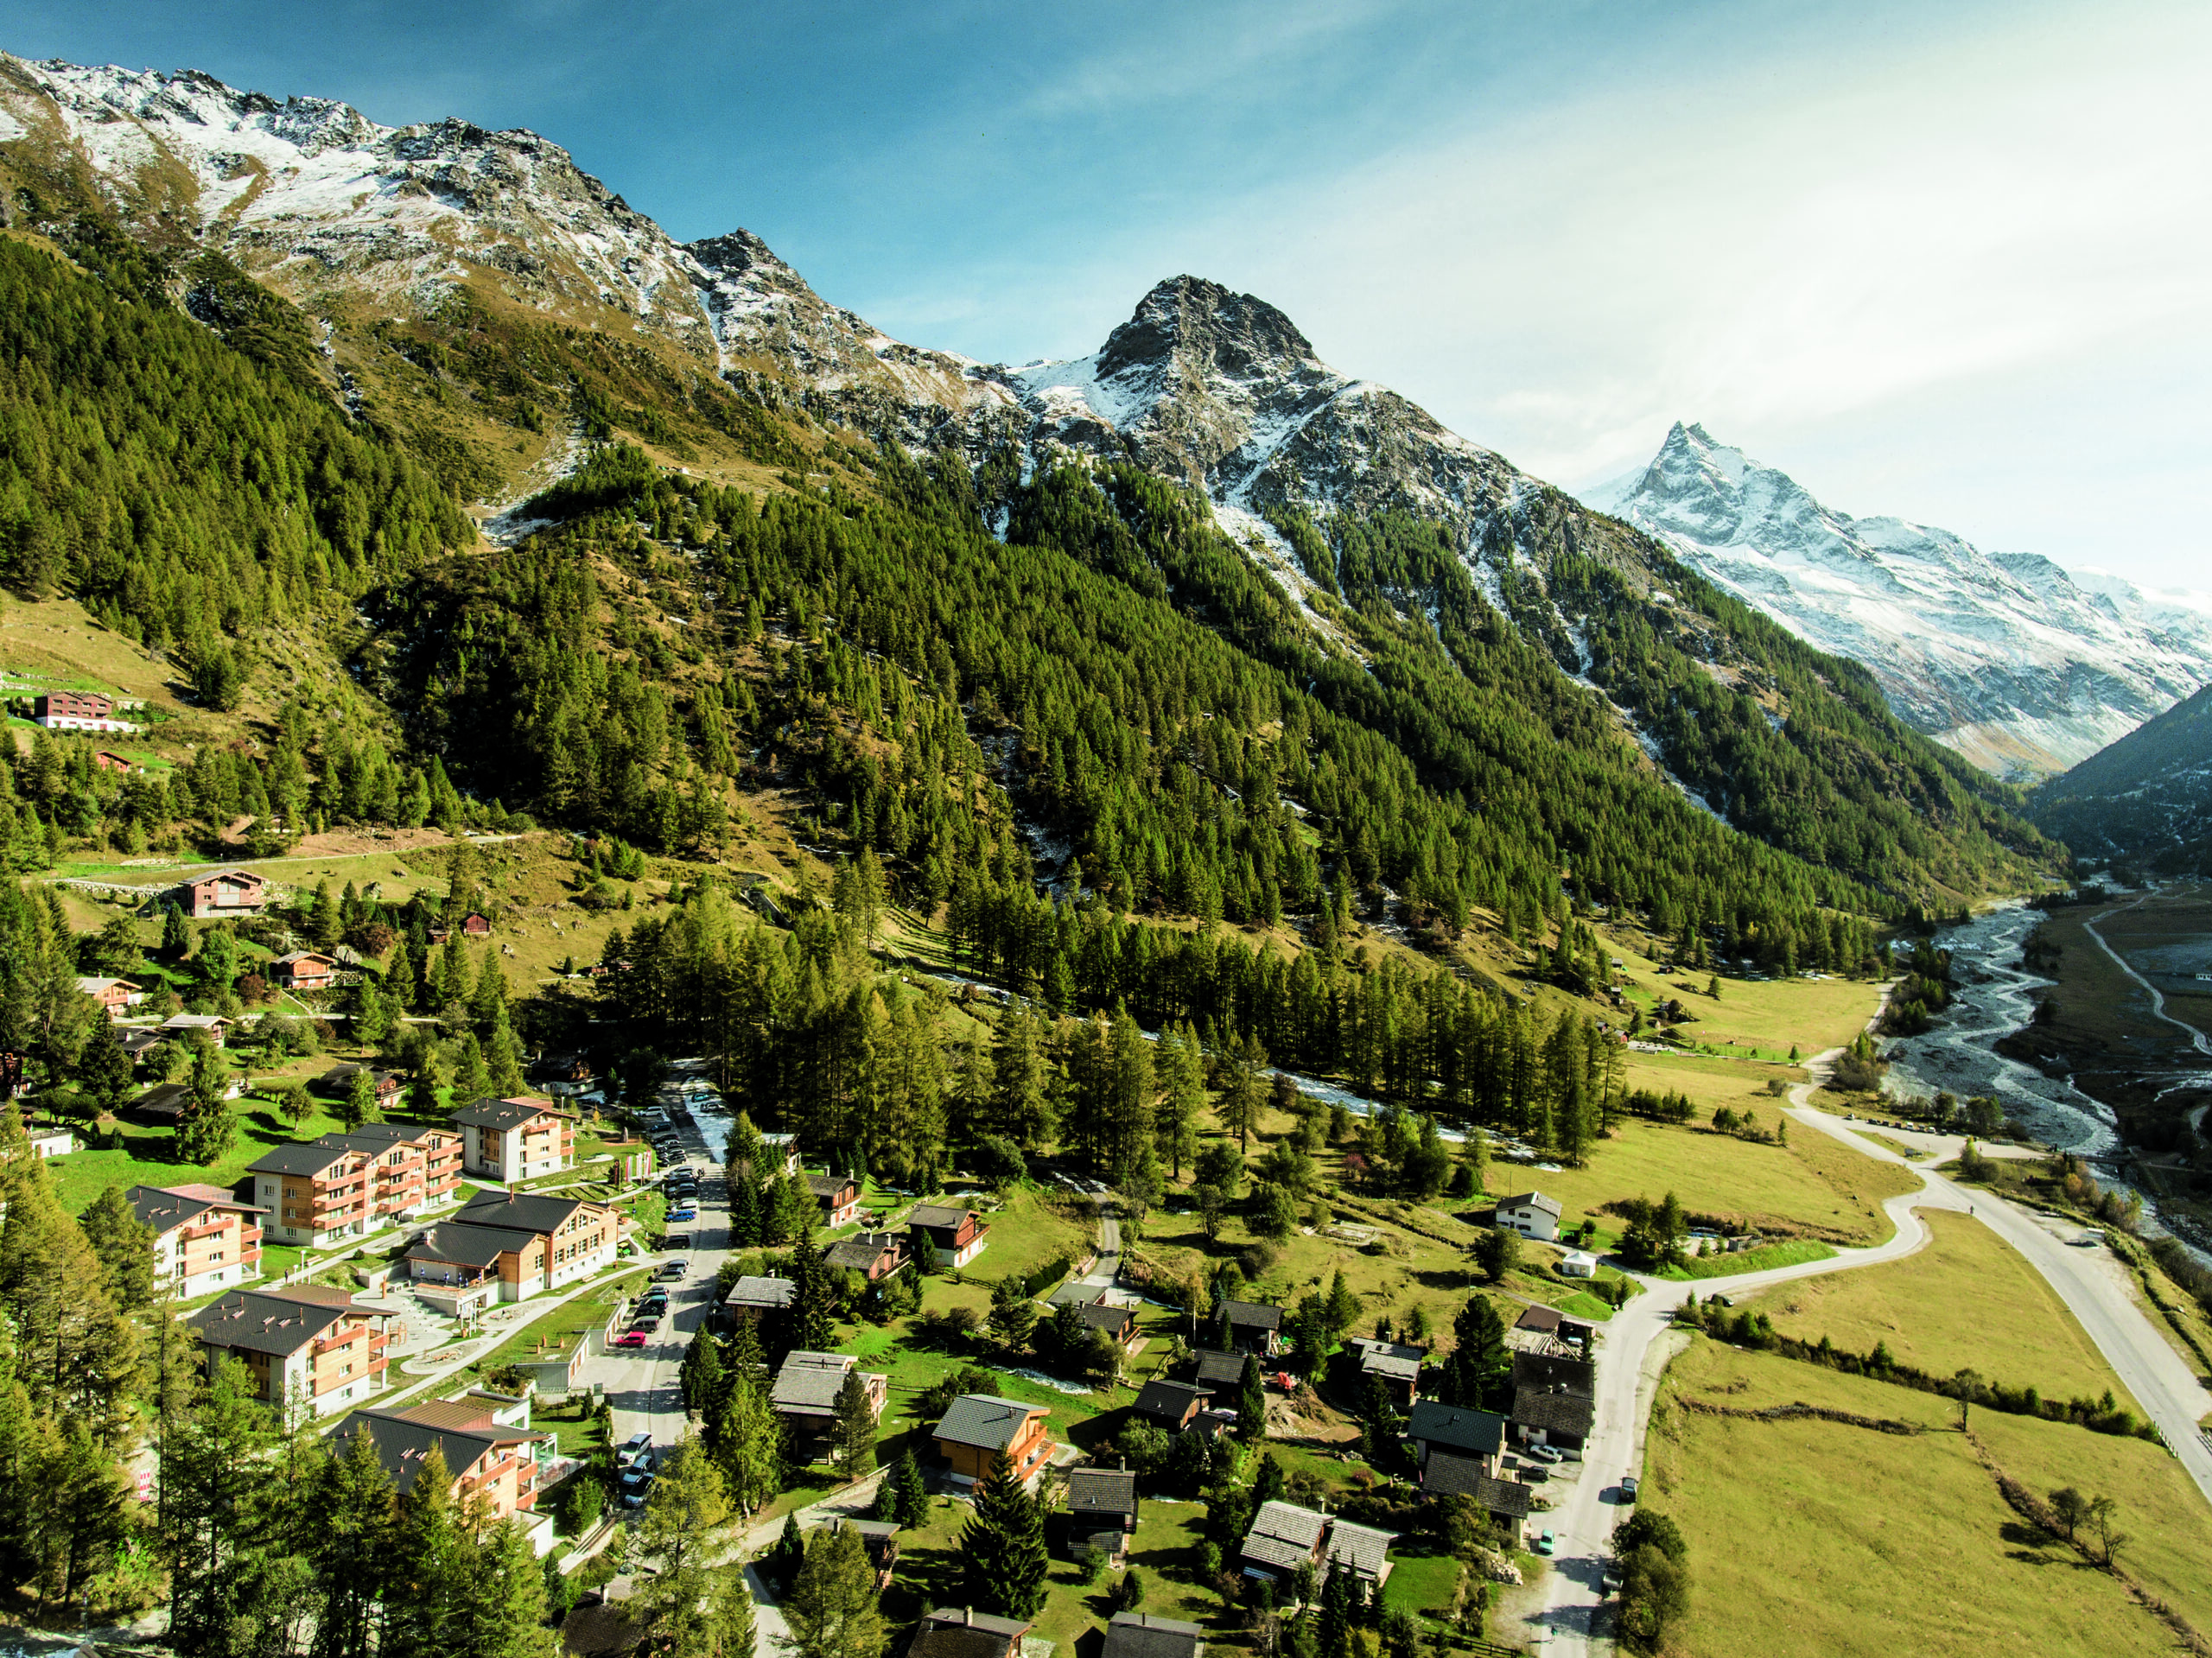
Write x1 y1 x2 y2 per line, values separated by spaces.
2085 896 2212 1058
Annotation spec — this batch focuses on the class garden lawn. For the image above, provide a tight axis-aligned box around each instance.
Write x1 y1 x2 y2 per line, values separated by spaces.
1659 1239 1834 1280
885 1490 1220 1653
1742 1210 2139 1411
48 1080 387 1214
1644 1337 2176 1658
461 1266 653 1382
1381 1547 1461 1626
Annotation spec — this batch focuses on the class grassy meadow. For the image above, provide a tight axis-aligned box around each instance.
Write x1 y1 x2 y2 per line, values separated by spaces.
1647 1337 2193 1658
1742 1210 2141 1410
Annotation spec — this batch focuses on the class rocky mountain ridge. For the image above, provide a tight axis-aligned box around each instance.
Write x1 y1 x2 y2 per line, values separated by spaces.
1582 422 2212 779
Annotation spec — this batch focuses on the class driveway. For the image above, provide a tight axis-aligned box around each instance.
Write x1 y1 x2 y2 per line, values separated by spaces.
1046 1178 1127 1307
1525 1060 2212 1655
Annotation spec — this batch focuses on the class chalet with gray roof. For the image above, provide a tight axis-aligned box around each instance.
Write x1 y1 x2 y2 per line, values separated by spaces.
1065 1466 1139 1565
1494 1191 1563 1242
1104 1614 1205 1658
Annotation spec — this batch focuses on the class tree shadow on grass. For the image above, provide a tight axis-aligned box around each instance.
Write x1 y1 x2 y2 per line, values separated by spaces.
1999 1520 2095 1568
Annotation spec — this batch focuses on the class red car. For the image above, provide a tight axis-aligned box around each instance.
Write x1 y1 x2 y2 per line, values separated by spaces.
613 1329 648 1348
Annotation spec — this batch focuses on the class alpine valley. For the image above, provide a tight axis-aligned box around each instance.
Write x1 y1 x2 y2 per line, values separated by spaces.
1584 422 2212 782
0 50 2064 952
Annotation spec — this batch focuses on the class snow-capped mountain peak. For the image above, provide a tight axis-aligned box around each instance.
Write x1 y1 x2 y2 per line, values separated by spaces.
1586 422 2212 778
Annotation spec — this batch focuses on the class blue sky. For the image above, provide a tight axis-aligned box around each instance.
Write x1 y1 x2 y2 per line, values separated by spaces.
11 0 2208 587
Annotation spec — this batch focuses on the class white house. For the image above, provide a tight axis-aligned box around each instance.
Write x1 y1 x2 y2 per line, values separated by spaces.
1496 1191 1563 1243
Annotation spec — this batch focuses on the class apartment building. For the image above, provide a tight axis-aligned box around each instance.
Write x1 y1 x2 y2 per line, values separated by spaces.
247 1122 465 1246
333 1400 549 1523
449 1096 576 1183
403 1190 617 1304
248 1140 375 1248
126 1183 265 1299
190 1285 397 1420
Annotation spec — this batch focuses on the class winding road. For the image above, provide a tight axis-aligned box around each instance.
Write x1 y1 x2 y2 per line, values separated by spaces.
1529 1053 2212 1655
2083 897 2212 1059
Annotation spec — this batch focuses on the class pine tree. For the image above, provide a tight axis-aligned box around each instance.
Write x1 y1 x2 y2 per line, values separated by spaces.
830 1369 878 1477
1238 1354 1268 1441
452 1512 556 1658
783 1522 887 1658
962 1457 1049 1617
163 1358 302 1658
789 1239 836 1353
341 1066 381 1131
309 880 341 950
308 1421 396 1658
888 1449 928 1528
711 1371 784 1518
728 1178 762 1248
450 1034 493 1106
485 1011 528 1098
177 1042 236 1166
79 1183 155 1313
76 1028 137 1119
161 905 191 961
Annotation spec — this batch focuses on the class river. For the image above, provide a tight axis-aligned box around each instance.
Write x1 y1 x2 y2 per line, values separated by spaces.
1880 899 2117 1156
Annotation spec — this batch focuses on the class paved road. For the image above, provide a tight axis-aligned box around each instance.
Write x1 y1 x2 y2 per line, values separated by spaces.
594 1088 732 1473
1529 1059 2212 1655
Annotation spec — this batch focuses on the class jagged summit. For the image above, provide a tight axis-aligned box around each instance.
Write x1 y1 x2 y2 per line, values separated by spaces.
1095 276 1321 384
1586 423 2212 778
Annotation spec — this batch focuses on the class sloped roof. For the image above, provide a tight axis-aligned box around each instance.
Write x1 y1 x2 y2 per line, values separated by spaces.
805 1172 858 1198
1497 1191 1563 1217
404 1222 536 1269
1066 1467 1139 1517
772 1351 858 1413
1134 1379 1211 1421
1513 1388 1595 1438
448 1096 568 1130
1247 1500 1326 1550
191 1289 353 1356
825 1231 906 1272
1352 1338 1424 1382
723 1275 795 1310
1220 1298 1282 1331
247 1140 359 1178
1077 1300 1136 1332
1192 1349 1247 1387
1405 1401 1506 1457
906 1608 1032 1658
126 1183 263 1234
1511 1352 1595 1398
1103 1612 1205 1658
1514 1304 1563 1333
932 1394 1043 1452
1325 1519 1397 1579
332 1407 506 1490
456 1189 597 1236
908 1204 980 1230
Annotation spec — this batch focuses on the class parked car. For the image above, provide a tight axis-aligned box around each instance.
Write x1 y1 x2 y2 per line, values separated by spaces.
612 1329 647 1349
623 1432 653 1456
667 1206 697 1223
1535 1531 1555 1556
1602 1562 1624 1594
619 1470 655 1509
1529 1444 1564 1464
660 1258 690 1279
1621 1475 1639 1501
